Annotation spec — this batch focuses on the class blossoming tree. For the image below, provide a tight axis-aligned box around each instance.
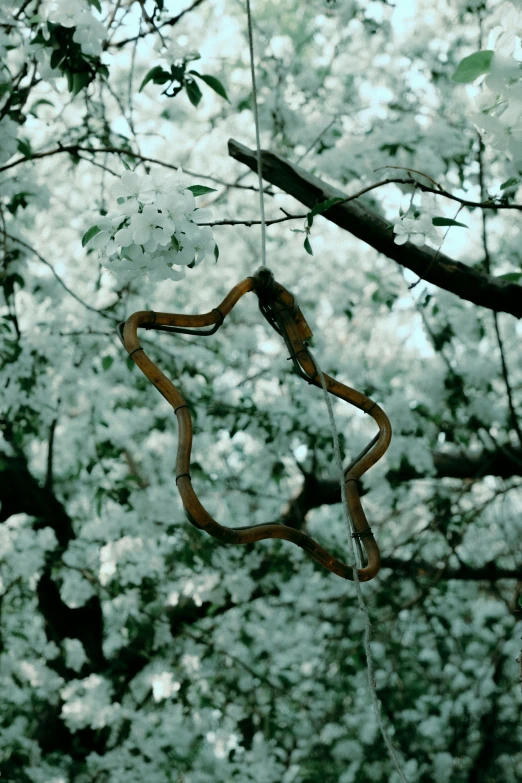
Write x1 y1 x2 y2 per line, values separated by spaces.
1 1 521 782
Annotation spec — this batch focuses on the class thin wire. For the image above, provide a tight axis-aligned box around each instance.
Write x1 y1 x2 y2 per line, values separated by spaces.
309 348 410 783
245 0 267 267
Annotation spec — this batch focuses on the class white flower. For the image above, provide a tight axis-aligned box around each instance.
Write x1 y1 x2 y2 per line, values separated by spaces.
157 242 195 267
50 0 84 28
128 205 175 247
393 203 441 247
393 217 419 245
112 170 149 202
151 671 180 702
491 5 522 56
419 192 438 216
157 188 195 215
189 207 212 224
73 17 107 57
87 167 215 283
471 111 522 157
193 225 215 263
113 226 134 248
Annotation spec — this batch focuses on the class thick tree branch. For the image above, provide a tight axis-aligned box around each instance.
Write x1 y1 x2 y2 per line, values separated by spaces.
381 557 521 581
282 445 522 520
0 452 104 667
228 139 522 318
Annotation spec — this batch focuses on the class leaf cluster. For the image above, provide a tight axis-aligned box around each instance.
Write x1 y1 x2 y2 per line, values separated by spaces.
30 22 108 96
140 62 229 106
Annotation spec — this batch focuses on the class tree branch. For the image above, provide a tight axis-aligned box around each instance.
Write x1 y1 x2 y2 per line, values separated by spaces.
0 144 266 192
228 139 522 318
108 0 208 48
0 451 105 667
381 557 521 581
288 444 522 515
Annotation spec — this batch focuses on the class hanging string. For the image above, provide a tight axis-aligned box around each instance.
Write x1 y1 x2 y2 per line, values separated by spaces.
243 3 408 777
309 348 410 783
245 0 267 267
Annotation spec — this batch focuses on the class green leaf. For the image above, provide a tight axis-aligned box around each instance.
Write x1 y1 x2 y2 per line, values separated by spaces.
17 139 32 158
306 213 314 229
139 66 170 92
214 243 219 263
71 71 91 96
82 225 101 247
102 356 113 371
189 71 229 102
518 594 522 608
451 50 494 83
88 0 102 11
126 356 135 371
309 197 344 218
187 185 218 196
497 272 522 282
50 48 64 71
432 217 468 228
500 177 520 191
171 234 179 251
304 236 313 256
185 78 203 107
117 196 126 205
122 159 131 171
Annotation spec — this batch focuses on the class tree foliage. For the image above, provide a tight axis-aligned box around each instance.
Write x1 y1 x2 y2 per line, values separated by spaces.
0 1 521 782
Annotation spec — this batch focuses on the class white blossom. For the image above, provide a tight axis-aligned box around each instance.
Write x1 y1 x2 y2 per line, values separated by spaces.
84 167 215 283
45 0 107 56
393 194 442 246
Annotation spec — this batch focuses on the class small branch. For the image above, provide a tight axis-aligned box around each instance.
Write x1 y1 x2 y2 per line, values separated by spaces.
108 0 208 49
375 165 522 211
0 144 266 192
122 448 149 489
494 316 522 448
477 133 522 447
14 0 34 21
228 138 522 318
2 231 118 320
202 211 303 228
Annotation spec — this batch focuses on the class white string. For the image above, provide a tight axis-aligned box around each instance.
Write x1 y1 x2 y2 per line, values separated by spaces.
245 0 267 267
309 348 409 783
243 3 408 778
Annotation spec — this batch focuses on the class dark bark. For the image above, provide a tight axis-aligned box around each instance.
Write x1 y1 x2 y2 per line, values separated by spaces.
228 139 522 319
0 454 74 545
381 557 521 581
291 444 522 511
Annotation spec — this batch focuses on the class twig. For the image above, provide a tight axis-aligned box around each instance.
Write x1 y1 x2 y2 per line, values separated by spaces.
0 145 265 192
2 231 118 320
477 134 522 447
108 0 208 49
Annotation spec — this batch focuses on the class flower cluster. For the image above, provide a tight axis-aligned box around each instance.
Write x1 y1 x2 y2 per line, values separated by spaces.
44 0 106 56
468 1 522 161
393 193 442 246
84 168 215 284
